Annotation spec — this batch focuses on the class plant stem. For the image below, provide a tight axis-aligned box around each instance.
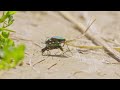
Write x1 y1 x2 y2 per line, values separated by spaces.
67 44 120 52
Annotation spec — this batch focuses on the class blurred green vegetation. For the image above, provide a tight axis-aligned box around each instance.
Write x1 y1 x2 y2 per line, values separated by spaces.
0 11 25 70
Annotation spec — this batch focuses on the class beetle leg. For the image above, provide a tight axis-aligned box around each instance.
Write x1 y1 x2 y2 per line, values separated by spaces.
62 42 65 47
59 46 65 56
59 46 68 56
41 49 45 56
59 46 63 51
66 45 73 55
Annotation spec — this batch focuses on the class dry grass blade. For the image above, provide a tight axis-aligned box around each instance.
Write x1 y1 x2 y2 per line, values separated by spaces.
65 18 96 43
33 59 45 67
58 11 120 62
66 44 120 52
48 63 57 70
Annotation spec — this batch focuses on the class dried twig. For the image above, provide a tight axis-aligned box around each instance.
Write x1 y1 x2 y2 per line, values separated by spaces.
65 18 96 43
58 11 120 62
33 55 50 67
73 71 83 76
11 36 42 48
33 59 45 67
48 63 57 70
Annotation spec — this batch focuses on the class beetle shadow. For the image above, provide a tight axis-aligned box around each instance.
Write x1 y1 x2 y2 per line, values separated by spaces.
43 54 69 58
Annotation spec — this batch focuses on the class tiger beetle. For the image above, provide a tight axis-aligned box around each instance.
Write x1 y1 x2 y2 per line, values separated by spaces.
41 36 71 56
41 19 96 56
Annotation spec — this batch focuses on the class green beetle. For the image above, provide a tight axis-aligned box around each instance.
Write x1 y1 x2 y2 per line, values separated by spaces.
41 36 66 55
41 18 96 55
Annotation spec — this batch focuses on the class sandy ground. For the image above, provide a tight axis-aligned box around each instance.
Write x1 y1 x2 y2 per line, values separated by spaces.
0 11 120 79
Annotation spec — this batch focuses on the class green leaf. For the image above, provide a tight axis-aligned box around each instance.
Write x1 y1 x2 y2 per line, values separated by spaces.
7 39 15 46
0 44 25 70
2 31 10 38
0 11 16 24
1 28 16 32
0 15 7 23
7 11 16 15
